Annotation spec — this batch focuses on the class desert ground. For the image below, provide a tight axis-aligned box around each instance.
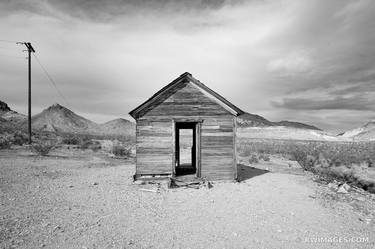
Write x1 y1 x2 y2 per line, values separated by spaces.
1 147 374 249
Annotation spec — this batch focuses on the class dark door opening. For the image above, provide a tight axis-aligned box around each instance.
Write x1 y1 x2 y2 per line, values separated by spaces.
175 122 197 176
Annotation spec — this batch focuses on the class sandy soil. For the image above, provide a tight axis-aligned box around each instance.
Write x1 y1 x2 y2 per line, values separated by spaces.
1 148 374 249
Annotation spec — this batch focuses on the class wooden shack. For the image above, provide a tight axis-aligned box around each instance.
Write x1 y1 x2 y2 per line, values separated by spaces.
129 72 244 180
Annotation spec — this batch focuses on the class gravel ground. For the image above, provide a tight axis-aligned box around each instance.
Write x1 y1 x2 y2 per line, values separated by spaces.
0 148 374 249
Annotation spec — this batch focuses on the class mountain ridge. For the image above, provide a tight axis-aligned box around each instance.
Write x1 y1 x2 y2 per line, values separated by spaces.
237 112 321 130
4 100 373 141
30 104 135 137
339 120 375 141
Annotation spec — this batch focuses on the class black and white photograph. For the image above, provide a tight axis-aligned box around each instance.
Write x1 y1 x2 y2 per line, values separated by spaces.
0 0 374 248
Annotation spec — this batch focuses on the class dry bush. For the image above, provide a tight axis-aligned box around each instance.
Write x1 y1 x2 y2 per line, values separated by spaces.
238 138 375 167
81 139 101 151
259 154 270 162
62 136 81 145
12 131 29 146
31 141 55 156
0 134 12 149
111 144 131 157
248 154 259 164
0 132 29 148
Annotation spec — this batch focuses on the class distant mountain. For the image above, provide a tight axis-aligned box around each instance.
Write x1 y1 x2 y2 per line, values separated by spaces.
0 100 26 133
29 103 135 137
0 100 11 112
237 113 274 127
31 104 98 133
273 121 321 131
237 112 321 130
340 120 375 141
0 117 12 133
1 110 27 124
100 118 135 136
236 112 334 141
238 126 346 141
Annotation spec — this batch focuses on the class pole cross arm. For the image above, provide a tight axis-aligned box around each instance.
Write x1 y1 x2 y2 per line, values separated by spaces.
25 42 35 53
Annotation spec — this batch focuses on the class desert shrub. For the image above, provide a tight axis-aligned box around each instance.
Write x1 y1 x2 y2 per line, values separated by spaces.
62 136 81 145
12 131 29 145
290 149 307 166
315 165 375 193
0 134 12 149
248 154 259 164
367 160 373 168
81 139 101 151
80 139 91 150
259 154 270 162
31 141 55 156
111 144 131 157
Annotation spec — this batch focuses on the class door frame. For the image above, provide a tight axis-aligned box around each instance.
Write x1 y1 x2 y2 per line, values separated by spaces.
172 119 202 177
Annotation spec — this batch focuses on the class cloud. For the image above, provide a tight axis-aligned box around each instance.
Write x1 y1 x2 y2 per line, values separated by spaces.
1 0 375 132
272 95 375 111
0 0 244 22
267 50 312 75
330 81 375 96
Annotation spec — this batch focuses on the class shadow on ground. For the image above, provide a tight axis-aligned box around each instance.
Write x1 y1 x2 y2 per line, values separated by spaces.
237 164 269 182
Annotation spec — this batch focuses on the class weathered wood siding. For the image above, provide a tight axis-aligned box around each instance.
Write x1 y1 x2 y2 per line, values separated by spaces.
200 117 235 180
136 81 236 180
136 119 172 175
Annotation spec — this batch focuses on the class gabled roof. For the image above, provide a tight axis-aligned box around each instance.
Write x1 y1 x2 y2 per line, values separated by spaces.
129 72 245 119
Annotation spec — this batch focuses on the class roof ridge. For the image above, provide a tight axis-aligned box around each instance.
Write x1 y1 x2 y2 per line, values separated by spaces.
129 72 244 119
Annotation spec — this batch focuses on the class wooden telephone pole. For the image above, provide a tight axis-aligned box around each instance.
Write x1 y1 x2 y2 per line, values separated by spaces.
18 42 35 144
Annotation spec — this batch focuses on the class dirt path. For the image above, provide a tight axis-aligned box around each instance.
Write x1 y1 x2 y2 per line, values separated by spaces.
1 148 374 249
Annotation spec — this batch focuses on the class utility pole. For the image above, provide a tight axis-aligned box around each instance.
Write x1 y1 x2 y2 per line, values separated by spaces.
17 42 35 144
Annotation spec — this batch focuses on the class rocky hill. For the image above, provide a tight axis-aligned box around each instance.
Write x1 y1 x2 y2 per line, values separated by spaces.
100 118 135 136
0 100 26 132
340 120 375 141
1 101 135 137
0 100 11 112
30 104 99 133
30 104 135 137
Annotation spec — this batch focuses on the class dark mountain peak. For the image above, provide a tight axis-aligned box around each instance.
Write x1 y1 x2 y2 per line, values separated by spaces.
47 103 68 111
0 100 11 112
44 103 76 116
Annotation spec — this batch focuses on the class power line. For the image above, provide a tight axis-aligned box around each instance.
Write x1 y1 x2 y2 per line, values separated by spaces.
0 46 17 49
0 53 25 59
0 39 19 44
32 53 70 108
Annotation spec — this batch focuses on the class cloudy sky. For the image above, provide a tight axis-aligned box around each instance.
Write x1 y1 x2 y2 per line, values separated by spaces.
1 0 374 133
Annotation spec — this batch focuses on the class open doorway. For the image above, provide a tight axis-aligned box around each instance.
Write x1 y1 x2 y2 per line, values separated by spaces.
175 122 197 176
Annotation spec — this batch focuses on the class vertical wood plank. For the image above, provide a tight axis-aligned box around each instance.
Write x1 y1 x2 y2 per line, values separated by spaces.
135 121 139 175
171 120 176 176
196 121 202 178
233 116 237 180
